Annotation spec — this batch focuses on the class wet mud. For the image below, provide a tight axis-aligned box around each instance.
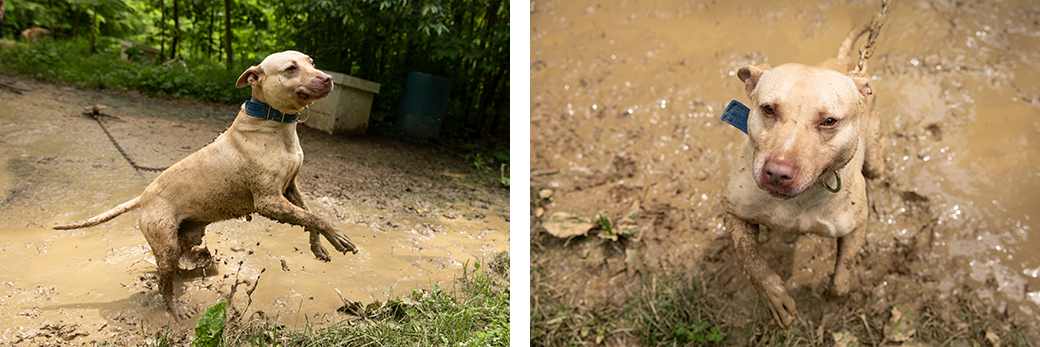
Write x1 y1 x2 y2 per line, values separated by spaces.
0 74 508 344
531 0 1040 342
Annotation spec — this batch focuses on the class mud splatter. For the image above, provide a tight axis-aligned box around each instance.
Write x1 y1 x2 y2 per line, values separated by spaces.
0 73 508 344
531 0 1040 341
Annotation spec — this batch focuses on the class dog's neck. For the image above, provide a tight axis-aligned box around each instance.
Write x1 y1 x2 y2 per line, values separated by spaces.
244 98 299 123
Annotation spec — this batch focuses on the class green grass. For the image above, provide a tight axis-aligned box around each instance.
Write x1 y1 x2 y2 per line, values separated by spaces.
532 258 729 346
0 36 251 105
93 253 507 347
221 252 510 346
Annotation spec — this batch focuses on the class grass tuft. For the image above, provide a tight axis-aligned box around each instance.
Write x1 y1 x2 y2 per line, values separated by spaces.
224 252 510 346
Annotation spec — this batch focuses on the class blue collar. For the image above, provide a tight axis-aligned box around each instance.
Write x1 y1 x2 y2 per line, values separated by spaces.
721 100 749 134
244 98 299 122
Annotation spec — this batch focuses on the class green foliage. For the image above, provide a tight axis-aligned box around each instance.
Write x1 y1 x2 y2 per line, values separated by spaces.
2 0 509 142
0 37 252 104
633 276 727 346
531 269 729 346
194 301 228 347
224 254 511 346
596 213 613 235
499 163 509 187
676 321 725 344
2 0 144 39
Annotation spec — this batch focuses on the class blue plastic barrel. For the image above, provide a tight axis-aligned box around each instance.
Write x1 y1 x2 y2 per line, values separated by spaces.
396 72 451 142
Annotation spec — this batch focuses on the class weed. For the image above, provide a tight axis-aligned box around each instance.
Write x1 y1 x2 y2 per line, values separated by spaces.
194 301 228 347
596 213 613 235
224 253 510 346
676 321 725 343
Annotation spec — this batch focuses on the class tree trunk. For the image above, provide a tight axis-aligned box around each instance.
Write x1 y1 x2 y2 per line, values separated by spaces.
487 65 508 136
90 7 97 53
171 0 179 59
160 0 166 61
208 3 215 59
224 0 233 70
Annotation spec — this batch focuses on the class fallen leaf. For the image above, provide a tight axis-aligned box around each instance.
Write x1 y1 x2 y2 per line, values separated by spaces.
542 212 595 238
885 306 916 343
832 330 859 347
985 331 1000 347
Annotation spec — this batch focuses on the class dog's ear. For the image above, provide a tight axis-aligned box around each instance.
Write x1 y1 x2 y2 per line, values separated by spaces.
851 76 872 99
737 63 771 97
235 66 264 89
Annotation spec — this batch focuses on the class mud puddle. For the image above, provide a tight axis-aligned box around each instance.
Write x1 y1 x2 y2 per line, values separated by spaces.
531 0 1040 337
0 74 508 344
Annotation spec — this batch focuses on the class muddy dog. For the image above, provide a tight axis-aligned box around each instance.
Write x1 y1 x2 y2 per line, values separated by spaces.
55 50 358 319
721 24 884 327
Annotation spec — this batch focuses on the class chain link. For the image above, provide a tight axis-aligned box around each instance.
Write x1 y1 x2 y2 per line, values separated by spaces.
851 0 890 77
88 112 169 172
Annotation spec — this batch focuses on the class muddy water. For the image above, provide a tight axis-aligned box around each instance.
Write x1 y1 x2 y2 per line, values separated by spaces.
0 79 507 343
532 0 1040 327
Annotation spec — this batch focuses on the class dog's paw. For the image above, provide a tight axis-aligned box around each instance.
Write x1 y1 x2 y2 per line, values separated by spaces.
167 300 193 321
828 271 852 297
758 273 797 327
311 243 331 262
323 231 357 255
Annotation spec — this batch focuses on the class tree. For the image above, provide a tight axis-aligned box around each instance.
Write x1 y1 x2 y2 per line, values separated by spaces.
223 0 232 70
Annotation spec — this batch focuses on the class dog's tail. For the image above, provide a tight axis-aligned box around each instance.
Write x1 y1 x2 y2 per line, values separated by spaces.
837 23 871 60
53 196 141 230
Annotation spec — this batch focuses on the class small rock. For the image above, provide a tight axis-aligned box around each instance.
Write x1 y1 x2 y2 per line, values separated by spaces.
538 188 553 199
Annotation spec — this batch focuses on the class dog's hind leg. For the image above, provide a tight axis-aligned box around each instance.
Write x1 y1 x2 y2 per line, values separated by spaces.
139 208 191 320
178 220 213 271
283 180 332 262
862 104 885 179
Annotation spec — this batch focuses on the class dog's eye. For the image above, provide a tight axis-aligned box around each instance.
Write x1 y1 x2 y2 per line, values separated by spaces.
821 117 839 127
287 65 298 72
761 105 775 115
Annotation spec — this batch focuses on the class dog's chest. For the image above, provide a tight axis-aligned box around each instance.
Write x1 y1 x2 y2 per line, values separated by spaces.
725 168 864 238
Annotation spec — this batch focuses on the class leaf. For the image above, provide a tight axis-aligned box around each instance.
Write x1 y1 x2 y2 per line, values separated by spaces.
193 301 228 347
832 330 859 347
542 212 595 239
884 306 916 343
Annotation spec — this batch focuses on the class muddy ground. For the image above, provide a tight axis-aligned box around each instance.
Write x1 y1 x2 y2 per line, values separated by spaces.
531 0 1040 345
0 73 509 345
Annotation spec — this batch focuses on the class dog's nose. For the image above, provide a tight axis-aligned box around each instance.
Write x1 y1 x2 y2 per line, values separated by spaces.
319 74 332 84
762 159 797 187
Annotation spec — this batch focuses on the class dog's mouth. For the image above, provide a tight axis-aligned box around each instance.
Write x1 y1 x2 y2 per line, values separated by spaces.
295 87 331 101
764 188 798 200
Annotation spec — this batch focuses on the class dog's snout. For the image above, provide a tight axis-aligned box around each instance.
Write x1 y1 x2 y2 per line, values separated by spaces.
762 159 797 187
319 74 332 85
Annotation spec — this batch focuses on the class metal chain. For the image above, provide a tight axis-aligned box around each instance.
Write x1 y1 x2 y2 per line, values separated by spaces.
88 112 169 172
851 0 890 77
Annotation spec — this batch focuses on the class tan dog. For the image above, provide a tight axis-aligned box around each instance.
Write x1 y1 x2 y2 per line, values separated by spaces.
723 25 884 327
55 50 358 319
21 27 51 42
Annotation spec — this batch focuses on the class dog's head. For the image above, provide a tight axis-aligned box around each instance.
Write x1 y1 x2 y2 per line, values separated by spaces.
235 50 333 114
737 63 871 199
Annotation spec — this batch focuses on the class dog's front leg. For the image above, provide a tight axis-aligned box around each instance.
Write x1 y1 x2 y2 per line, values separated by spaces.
283 181 332 262
726 212 796 327
255 195 358 255
829 224 866 297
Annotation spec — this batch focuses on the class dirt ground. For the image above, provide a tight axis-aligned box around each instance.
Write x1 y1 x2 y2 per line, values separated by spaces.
0 73 509 344
531 0 1040 345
